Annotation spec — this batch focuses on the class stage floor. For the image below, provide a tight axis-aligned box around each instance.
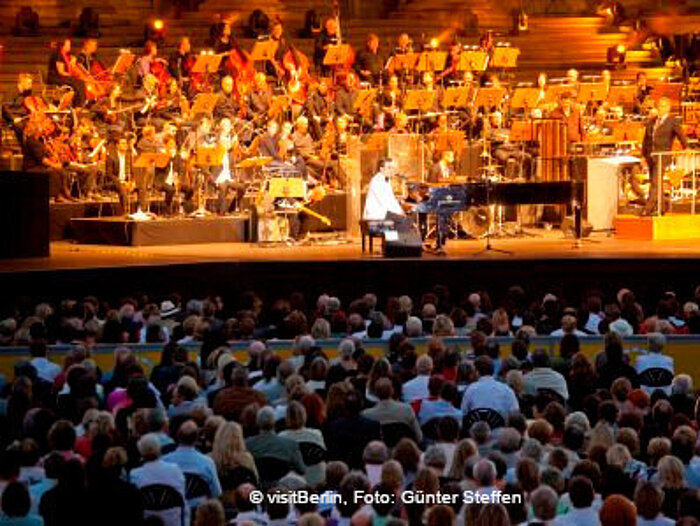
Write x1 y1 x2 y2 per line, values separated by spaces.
2 229 700 273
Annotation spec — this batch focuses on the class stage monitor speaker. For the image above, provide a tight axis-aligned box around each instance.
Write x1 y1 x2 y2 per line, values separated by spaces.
383 213 423 258
0 171 49 258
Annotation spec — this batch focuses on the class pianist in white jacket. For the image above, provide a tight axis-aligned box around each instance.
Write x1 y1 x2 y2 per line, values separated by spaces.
363 158 406 221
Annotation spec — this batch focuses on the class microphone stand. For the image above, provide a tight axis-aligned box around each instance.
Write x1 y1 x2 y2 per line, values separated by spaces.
473 108 513 256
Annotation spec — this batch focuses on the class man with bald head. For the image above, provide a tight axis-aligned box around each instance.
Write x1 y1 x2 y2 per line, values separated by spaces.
642 96 688 215
163 420 221 508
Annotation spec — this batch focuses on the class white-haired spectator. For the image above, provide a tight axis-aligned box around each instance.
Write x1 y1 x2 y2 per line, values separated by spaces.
473 458 498 496
402 354 432 402
636 333 674 395
405 316 423 337
336 338 356 370
130 433 188 526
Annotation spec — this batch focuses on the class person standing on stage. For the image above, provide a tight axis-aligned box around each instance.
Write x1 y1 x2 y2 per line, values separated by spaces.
550 92 584 144
355 33 383 85
641 96 688 216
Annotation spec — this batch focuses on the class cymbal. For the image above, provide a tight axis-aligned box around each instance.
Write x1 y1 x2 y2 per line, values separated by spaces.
236 156 273 168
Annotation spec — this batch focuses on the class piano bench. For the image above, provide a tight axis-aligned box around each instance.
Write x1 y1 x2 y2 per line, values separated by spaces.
360 220 386 254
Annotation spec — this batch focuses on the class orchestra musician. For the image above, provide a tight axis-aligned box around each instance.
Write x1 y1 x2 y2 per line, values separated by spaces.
269 19 292 79
438 42 463 84
634 71 652 114
379 75 403 130
304 80 333 140
22 120 72 202
214 75 241 121
105 136 136 213
248 72 272 119
47 39 87 106
550 92 585 144
428 150 455 183
134 124 163 214
292 116 325 181
354 33 383 85
641 96 688 216
168 37 192 85
489 111 533 179
334 73 357 119
2 73 33 143
153 135 187 216
76 39 99 73
314 17 340 76
212 118 246 214
137 40 164 80
213 22 235 54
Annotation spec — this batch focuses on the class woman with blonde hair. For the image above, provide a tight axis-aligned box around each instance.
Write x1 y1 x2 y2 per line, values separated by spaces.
491 308 511 336
279 401 327 487
657 455 688 519
210 421 258 490
447 438 477 480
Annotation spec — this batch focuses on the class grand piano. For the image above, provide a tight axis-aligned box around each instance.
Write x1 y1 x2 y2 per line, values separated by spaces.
413 181 584 214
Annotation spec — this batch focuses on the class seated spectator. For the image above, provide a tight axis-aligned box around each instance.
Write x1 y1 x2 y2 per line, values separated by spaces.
279 401 326 488
636 333 674 395
163 420 222 507
213 366 267 421
361 378 422 442
129 433 188 526
461 356 519 420
418 376 462 425
245 406 305 477
599 494 637 526
402 354 432 403
2 481 44 525
554 475 599 525
524 348 569 402
634 479 675 526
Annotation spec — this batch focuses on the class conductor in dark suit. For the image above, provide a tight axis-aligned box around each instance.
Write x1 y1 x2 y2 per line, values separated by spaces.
105 137 135 214
641 96 688 215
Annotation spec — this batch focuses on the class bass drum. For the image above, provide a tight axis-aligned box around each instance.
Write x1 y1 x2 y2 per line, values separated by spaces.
461 206 491 239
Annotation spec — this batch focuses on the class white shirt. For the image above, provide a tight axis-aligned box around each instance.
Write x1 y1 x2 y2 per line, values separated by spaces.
363 172 404 220
165 154 176 186
118 152 127 181
636 352 674 394
130 459 188 526
637 516 675 526
402 374 430 402
30 357 61 383
461 375 519 419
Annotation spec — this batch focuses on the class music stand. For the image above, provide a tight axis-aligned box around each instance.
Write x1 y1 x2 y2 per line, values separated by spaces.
510 87 541 110
112 52 135 75
191 93 218 116
133 152 170 217
491 47 520 69
577 83 607 105
441 87 470 108
190 146 225 217
545 85 571 104
354 88 377 115
473 87 506 110
191 54 222 75
415 51 447 72
404 90 436 113
607 85 636 106
251 40 279 63
459 50 488 72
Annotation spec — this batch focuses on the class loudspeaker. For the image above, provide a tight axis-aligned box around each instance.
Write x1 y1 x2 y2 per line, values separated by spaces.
0 172 49 258
383 213 422 258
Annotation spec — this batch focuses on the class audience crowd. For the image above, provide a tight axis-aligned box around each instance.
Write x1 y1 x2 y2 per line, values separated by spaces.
0 284 699 525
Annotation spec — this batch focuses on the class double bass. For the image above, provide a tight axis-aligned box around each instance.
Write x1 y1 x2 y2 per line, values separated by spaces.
283 46 313 104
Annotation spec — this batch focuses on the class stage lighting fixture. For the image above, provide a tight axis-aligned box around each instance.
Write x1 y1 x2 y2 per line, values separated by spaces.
430 38 439 49
144 19 166 45
607 44 626 65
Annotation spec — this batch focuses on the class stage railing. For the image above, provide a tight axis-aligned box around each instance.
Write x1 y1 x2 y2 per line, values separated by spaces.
652 150 700 216
3 335 700 385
